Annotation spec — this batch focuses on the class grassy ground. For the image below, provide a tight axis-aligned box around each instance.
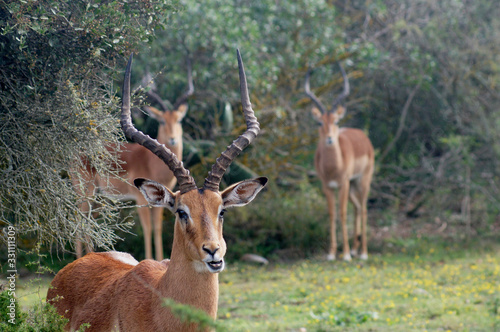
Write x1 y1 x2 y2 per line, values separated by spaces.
217 237 500 331
16 237 500 331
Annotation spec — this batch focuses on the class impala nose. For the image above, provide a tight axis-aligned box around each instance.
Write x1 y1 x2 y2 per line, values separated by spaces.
169 138 177 146
202 245 220 257
326 136 334 145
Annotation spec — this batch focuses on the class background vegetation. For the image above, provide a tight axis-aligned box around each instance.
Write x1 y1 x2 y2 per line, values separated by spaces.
1 0 499 329
118 0 500 259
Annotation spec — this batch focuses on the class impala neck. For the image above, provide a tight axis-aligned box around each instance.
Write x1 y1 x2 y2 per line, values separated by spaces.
318 130 344 171
157 130 183 160
159 222 219 318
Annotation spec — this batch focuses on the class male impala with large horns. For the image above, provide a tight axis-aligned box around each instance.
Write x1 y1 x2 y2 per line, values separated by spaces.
75 58 194 261
305 63 374 261
48 50 267 331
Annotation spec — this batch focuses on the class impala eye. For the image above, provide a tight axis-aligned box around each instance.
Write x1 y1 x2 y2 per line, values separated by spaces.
219 209 227 219
176 209 188 221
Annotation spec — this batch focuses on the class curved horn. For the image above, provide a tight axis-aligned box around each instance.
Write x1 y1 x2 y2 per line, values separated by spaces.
121 54 198 194
304 68 327 114
203 49 260 192
331 63 350 109
172 56 194 110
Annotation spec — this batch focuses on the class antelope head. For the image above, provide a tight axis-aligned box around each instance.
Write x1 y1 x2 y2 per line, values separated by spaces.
305 64 350 146
121 51 267 273
143 58 194 148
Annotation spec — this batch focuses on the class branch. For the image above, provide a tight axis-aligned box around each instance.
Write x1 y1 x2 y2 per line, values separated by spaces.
379 81 422 163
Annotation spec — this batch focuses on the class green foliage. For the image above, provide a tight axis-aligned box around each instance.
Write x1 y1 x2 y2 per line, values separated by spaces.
133 0 367 187
0 0 177 250
0 289 72 331
136 0 500 234
309 303 379 329
108 0 500 260
225 179 329 260
162 298 223 331
0 289 24 331
359 0 500 221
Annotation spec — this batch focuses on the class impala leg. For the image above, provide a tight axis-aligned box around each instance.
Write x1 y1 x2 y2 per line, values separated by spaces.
152 207 164 261
323 186 337 261
76 240 83 259
360 173 373 261
339 182 352 261
76 221 94 258
349 185 363 257
137 206 153 260
85 240 94 254
76 192 94 259
360 202 368 260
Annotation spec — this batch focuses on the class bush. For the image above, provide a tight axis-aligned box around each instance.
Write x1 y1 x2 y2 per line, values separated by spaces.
0 289 71 331
0 0 176 251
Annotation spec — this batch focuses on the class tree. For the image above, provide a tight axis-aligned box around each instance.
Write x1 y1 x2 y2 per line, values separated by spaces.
349 0 500 225
135 0 500 256
0 0 177 250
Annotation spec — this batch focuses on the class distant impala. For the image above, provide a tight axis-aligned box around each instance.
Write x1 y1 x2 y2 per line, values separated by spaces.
305 64 374 261
75 59 194 260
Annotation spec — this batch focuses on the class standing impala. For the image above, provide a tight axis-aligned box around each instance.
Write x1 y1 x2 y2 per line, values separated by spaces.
47 50 267 332
75 60 194 260
305 64 374 261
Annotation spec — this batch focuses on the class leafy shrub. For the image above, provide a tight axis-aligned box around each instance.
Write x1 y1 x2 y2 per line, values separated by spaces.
0 289 71 331
225 179 330 260
163 298 224 331
0 0 176 250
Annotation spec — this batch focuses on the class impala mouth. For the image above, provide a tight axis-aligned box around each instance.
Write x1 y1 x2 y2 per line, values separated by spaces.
205 259 224 273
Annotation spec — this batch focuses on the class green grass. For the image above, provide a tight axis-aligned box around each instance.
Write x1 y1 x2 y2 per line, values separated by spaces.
218 237 500 331
17 237 500 331
16 276 52 311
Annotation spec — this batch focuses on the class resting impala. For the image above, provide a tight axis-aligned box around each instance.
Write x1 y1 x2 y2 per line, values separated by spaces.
305 64 374 261
47 50 267 332
75 60 194 260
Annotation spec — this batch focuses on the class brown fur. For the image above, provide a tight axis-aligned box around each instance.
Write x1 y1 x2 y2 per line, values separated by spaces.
48 178 267 331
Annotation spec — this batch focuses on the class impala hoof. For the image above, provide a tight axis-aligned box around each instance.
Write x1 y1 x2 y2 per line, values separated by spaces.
359 253 368 261
343 254 352 262
327 254 336 261
350 249 358 257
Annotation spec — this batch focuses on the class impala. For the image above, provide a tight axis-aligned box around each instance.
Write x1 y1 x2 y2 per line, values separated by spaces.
305 64 374 261
47 50 267 332
74 60 194 260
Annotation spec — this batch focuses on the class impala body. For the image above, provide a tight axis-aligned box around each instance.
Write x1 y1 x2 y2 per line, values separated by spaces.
75 64 193 261
306 65 374 261
48 51 267 331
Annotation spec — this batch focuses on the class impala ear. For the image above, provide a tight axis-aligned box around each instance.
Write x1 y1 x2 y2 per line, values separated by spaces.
311 107 323 124
134 178 176 212
221 177 268 208
175 103 188 120
143 106 166 124
334 105 346 122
